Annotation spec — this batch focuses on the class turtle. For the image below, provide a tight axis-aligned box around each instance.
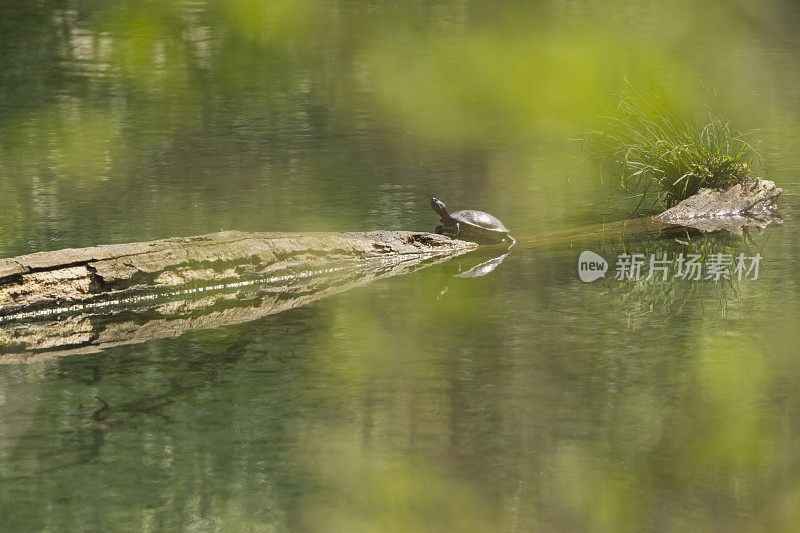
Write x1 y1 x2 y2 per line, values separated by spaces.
430 197 515 245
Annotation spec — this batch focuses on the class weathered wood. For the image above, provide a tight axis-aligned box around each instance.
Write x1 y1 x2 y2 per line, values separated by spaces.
0 230 476 361
653 178 782 234
0 230 474 314
1 245 467 362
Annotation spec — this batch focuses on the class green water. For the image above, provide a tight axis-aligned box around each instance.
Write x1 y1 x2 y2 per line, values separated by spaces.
3 1 800 531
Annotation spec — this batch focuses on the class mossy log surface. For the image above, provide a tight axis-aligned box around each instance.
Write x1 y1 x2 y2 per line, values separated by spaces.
0 231 475 361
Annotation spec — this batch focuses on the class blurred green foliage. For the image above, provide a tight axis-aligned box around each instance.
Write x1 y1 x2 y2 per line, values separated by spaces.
2 0 800 254
3 1 800 531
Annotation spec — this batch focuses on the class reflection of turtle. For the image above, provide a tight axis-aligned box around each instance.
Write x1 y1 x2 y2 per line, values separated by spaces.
431 197 515 245
454 253 509 278
436 250 510 299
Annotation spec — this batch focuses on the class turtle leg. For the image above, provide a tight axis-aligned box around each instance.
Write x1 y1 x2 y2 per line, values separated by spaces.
435 225 444 234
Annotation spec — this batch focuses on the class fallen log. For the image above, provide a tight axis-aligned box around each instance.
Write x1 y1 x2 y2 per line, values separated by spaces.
0 230 475 313
653 178 782 234
0 230 475 361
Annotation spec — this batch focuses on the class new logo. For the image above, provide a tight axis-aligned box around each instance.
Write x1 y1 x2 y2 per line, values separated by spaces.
578 251 608 282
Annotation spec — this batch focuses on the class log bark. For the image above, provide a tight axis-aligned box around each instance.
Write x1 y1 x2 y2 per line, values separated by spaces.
653 178 782 234
0 231 475 361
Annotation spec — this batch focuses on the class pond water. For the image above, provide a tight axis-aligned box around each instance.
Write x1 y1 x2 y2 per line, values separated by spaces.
3 1 800 531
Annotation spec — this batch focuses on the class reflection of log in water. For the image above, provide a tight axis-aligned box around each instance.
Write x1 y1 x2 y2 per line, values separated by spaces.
0 231 475 362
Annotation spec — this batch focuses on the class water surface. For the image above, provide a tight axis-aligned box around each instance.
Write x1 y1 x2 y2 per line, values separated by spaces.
2 1 800 531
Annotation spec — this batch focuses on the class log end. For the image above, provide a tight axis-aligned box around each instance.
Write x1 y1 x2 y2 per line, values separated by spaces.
653 178 782 233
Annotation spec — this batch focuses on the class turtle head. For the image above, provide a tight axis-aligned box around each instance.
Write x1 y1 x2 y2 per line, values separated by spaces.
430 197 450 220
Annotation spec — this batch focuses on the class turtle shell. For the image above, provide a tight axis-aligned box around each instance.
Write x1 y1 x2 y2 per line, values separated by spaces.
451 210 510 234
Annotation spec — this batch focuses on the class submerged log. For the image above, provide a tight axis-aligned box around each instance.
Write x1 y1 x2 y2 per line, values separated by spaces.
0 230 475 361
653 178 782 234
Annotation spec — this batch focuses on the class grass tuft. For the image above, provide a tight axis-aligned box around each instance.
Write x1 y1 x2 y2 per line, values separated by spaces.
589 85 761 209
